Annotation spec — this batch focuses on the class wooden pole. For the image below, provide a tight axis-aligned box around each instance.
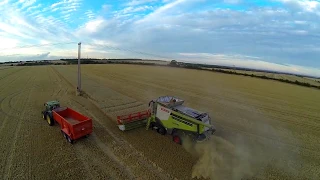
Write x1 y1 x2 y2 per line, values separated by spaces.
77 42 81 95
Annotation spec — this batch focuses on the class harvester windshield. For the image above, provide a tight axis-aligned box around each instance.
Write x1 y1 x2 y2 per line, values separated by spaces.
155 96 210 122
156 96 184 108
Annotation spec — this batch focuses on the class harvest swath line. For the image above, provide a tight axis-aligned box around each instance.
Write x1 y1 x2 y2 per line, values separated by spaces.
50 66 75 88
49 67 65 97
3 79 35 179
219 120 319 153
74 139 127 179
51 66 177 179
70 97 176 180
0 76 34 120
255 106 320 133
86 134 136 179
47 66 56 97
107 104 146 113
0 84 42 119
1 74 35 179
0 68 25 92
256 104 319 121
104 100 140 108
0 67 14 70
0 67 25 81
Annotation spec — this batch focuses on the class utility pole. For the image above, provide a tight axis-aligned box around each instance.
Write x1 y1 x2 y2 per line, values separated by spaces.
77 42 81 95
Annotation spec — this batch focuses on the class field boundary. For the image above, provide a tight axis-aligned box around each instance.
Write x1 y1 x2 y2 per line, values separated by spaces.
12 60 320 89
167 63 320 90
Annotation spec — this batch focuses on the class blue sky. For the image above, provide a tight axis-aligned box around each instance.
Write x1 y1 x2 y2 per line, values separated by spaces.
0 0 320 76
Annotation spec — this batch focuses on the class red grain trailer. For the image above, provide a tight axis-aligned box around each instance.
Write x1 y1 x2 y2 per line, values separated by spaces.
52 107 93 144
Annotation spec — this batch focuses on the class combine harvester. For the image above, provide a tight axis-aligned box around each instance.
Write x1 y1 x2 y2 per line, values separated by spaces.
117 96 216 144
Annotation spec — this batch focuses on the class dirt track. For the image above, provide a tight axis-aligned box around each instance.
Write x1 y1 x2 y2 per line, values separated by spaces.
0 65 319 180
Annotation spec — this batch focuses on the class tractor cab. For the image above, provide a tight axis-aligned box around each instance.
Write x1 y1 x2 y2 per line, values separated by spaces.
44 101 60 111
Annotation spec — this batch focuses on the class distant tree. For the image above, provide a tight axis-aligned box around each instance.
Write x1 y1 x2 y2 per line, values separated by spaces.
170 60 178 66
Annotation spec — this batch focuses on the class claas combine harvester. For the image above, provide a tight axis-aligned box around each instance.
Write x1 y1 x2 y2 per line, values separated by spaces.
117 96 216 144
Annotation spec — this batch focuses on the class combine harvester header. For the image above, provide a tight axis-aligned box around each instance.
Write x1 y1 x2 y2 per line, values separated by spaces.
117 96 216 144
117 110 150 131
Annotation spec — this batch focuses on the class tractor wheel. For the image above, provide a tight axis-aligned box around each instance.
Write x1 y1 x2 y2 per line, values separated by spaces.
46 115 54 126
157 127 166 135
42 111 46 120
149 122 155 130
172 134 182 145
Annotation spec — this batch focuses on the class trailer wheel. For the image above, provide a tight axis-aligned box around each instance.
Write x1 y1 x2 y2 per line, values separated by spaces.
62 131 74 144
66 135 74 144
46 115 54 126
62 130 67 139
172 135 182 145
42 111 46 120
157 127 166 135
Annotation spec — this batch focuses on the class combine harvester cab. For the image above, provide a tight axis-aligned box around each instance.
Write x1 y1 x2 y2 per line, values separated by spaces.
147 96 216 144
117 96 216 145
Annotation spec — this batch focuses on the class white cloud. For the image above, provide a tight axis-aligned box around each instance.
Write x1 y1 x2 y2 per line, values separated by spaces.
26 4 42 12
0 22 31 39
277 0 320 13
224 0 241 4
0 37 19 49
121 5 154 14
81 18 105 33
85 10 95 19
21 0 37 9
0 0 9 6
61 9 75 14
50 0 81 11
126 0 157 6
135 0 189 24
51 1 63 8
178 53 320 77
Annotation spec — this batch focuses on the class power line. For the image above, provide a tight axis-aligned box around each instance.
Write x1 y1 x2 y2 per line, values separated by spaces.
0 42 77 52
0 54 25 57
0 41 182 62
85 42 173 60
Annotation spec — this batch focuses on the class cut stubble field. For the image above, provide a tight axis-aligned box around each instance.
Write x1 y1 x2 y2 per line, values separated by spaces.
0 64 319 180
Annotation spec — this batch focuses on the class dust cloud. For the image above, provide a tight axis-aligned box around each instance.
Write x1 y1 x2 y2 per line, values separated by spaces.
182 135 267 180
182 125 308 180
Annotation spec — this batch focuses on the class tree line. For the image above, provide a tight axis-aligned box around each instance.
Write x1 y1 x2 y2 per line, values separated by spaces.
169 60 320 90
6 59 320 90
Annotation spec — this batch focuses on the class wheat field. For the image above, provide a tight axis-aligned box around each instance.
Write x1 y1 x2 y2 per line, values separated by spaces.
0 65 319 179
